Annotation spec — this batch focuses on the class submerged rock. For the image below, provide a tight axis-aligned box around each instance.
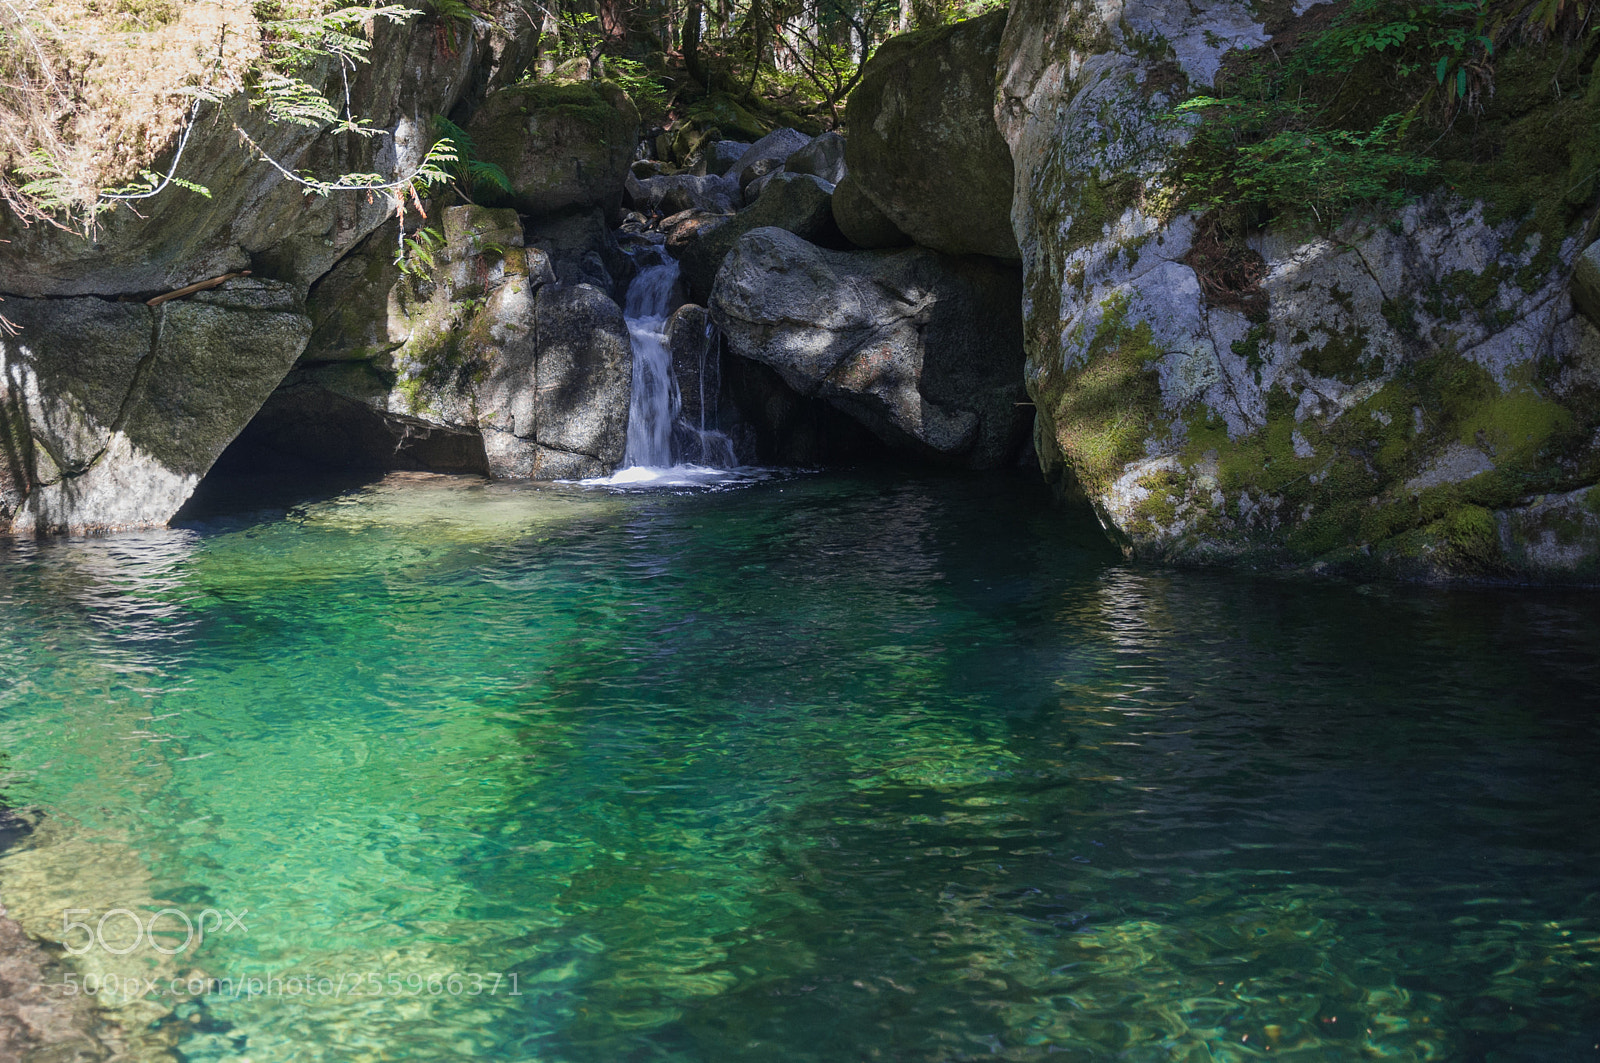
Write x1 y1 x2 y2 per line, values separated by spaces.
709 227 1028 468
844 9 1016 260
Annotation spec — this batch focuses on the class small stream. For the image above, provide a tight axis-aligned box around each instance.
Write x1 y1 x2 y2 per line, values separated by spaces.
0 470 1597 1061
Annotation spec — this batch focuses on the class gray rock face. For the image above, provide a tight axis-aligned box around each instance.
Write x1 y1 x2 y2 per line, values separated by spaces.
730 129 813 191
522 208 631 298
0 279 310 534
625 171 743 216
785 131 847 187
844 9 1016 260
997 0 1600 579
302 222 405 365
260 204 631 481
466 80 641 217
709 227 1028 467
528 284 632 469
679 173 841 302
666 304 716 429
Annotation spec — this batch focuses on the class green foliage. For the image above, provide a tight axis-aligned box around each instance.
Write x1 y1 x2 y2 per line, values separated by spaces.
426 0 477 20
599 56 667 114
247 4 415 131
395 225 446 281
1175 99 1434 228
102 169 212 200
13 151 76 216
1166 0 1597 233
431 116 512 198
252 3 415 72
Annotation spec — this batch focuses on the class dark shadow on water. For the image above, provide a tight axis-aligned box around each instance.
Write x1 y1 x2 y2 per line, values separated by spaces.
171 467 388 533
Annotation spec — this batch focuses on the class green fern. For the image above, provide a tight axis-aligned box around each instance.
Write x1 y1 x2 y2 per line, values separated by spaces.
431 115 511 196
395 226 446 281
467 160 511 193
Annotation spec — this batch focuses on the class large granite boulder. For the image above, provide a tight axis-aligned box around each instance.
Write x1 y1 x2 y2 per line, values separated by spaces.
844 10 1017 260
467 80 640 218
254 204 630 480
998 0 1600 579
472 281 631 478
709 227 1028 468
0 280 311 534
679 173 841 302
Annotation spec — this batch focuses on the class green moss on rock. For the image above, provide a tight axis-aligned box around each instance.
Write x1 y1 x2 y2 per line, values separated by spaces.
466 80 640 216
1036 294 1163 499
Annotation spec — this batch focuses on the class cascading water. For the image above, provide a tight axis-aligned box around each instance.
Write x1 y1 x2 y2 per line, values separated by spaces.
608 247 739 483
620 250 682 468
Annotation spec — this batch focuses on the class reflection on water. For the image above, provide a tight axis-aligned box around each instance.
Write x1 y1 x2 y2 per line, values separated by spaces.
0 470 1596 1062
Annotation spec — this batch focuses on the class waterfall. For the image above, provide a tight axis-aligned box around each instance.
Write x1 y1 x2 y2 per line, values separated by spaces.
614 249 738 477
620 252 682 468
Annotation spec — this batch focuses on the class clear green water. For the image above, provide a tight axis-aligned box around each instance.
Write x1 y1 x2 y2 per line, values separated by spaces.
1 470 1598 1063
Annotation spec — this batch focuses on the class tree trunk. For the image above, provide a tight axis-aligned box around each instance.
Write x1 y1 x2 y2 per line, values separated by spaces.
537 6 560 76
683 0 708 86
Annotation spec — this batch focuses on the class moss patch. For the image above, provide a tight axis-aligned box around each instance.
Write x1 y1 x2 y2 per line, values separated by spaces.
1146 337 1599 574
1038 293 1164 499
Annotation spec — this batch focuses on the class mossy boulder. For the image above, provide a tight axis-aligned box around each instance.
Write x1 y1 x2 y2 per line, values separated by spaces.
843 9 1017 260
1575 240 1600 329
467 80 641 218
998 0 1600 579
666 95 771 166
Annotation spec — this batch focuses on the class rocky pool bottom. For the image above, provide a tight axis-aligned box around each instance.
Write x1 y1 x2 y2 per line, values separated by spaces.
0 469 1596 1062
